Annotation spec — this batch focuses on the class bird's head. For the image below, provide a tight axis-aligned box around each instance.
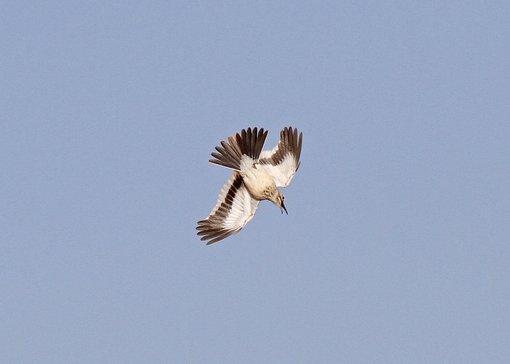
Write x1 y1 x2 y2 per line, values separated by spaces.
270 189 288 215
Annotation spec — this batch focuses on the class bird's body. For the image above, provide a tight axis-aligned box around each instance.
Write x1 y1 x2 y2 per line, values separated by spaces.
197 127 303 245
240 160 277 201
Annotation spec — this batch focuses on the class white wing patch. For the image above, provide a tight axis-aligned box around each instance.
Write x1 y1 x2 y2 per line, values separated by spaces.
223 183 257 227
259 154 298 187
207 173 236 217
239 155 256 174
197 173 260 244
258 127 303 188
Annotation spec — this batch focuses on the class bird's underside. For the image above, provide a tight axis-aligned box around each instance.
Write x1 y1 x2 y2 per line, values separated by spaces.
196 126 303 245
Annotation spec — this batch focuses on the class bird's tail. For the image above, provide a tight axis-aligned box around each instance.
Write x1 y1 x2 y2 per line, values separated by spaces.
209 127 268 171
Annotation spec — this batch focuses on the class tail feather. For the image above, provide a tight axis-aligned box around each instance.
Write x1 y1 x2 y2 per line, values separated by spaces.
209 127 268 170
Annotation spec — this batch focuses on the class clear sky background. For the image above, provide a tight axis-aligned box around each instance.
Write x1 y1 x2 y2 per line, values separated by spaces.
2 1 510 363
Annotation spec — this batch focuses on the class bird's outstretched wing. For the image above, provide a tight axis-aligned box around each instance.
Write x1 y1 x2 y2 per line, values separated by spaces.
196 173 259 245
259 127 303 187
209 127 268 171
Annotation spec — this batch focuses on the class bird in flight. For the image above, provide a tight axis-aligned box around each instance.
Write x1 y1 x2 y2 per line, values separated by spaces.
196 127 303 245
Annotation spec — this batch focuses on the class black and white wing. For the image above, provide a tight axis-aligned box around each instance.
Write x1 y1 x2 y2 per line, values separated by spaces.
259 127 303 187
196 173 259 245
209 127 268 172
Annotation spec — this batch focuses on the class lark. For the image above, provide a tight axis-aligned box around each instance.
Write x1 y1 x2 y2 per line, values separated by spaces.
196 127 303 244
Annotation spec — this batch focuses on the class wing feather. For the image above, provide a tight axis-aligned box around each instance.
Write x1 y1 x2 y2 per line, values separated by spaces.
259 127 303 187
209 127 268 171
196 173 259 245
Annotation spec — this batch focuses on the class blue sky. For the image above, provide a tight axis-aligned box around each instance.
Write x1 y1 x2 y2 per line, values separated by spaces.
2 1 510 363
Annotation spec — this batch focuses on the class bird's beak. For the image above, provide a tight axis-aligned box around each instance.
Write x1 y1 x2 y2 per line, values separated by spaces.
281 201 288 215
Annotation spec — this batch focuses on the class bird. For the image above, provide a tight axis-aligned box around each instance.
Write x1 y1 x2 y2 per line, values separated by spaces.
196 127 303 245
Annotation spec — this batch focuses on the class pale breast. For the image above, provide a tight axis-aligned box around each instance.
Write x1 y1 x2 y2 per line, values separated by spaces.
242 165 276 200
